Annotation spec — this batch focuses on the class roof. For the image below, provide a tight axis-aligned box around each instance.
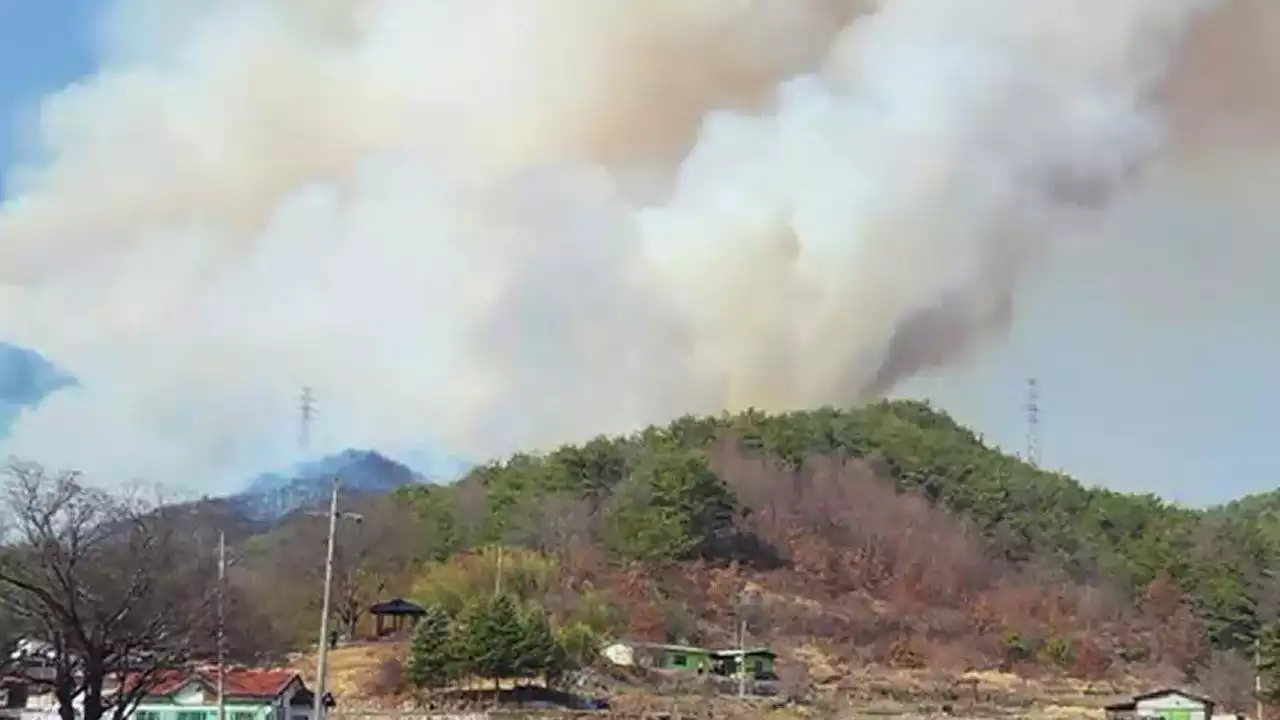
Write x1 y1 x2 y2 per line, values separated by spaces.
126 669 302 699
651 645 712 655
711 648 776 658
618 642 713 655
369 598 426 616
609 640 776 657
1103 688 1214 712
0 676 27 690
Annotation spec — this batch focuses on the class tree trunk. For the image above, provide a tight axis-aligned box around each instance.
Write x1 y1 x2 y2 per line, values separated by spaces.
55 672 77 720
82 655 106 720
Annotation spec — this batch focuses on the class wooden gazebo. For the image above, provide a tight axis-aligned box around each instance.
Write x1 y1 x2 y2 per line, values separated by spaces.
370 598 426 638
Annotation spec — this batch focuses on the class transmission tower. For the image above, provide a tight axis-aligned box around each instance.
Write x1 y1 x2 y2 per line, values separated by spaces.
1024 377 1041 467
299 386 317 457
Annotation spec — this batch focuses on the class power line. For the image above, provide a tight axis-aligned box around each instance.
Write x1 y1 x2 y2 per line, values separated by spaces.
1025 377 1041 467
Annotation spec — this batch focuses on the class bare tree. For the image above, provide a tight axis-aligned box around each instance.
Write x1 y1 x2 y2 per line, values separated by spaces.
503 493 593 559
0 461 220 720
330 497 422 638
245 494 421 640
1197 650 1255 715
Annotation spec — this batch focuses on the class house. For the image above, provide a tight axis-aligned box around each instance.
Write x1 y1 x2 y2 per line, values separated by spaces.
601 641 775 679
1103 688 1216 720
122 668 318 720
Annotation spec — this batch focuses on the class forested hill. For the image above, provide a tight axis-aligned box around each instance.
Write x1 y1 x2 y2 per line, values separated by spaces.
217 399 1280 707
11 396 1280 713
391 400 1278 675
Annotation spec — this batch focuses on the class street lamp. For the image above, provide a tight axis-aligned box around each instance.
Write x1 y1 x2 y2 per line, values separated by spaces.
309 478 363 720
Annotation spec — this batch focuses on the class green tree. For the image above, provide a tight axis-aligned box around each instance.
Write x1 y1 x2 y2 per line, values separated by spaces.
550 622 598 685
405 603 454 690
459 594 526 691
513 603 558 684
604 451 741 563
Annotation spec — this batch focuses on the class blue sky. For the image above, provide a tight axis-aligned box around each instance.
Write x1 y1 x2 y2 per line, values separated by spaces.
0 2 1274 506
0 1 98 187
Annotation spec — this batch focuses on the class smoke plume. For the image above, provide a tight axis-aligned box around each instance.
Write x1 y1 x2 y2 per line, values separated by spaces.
0 0 1257 489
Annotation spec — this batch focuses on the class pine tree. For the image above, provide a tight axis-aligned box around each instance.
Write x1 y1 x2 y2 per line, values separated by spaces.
462 594 527 692
405 603 454 690
605 450 741 563
514 603 557 683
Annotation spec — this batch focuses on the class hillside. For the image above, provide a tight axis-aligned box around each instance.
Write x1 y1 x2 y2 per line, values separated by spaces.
225 400 1280 714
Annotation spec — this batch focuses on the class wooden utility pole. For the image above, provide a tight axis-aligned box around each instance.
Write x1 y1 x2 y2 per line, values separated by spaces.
494 546 503 596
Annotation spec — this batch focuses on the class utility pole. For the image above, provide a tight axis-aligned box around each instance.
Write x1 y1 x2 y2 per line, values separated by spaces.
217 531 226 720
736 589 758 699
314 478 339 720
1257 637 1265 720
494 546 503 596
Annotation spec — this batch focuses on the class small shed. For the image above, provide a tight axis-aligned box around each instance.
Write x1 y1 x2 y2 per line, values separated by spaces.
370 598 426 638
712 648 777 679
1104 688 1215 720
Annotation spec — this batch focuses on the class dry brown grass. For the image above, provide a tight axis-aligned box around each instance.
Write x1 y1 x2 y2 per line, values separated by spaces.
288 642 408 699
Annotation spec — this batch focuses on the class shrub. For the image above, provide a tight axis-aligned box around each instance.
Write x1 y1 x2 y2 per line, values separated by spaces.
1003 631 1034 664
1037 636 1073 667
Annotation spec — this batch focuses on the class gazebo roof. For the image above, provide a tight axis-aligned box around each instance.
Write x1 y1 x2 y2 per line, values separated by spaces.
369 598 426 616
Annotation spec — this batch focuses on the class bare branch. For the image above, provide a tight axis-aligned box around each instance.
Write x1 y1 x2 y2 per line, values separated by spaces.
0 461 221 720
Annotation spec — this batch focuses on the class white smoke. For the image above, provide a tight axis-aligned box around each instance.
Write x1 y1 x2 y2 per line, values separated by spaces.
0 0 1239 490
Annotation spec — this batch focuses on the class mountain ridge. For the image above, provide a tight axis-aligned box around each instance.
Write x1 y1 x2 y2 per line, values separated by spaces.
234 448 457 521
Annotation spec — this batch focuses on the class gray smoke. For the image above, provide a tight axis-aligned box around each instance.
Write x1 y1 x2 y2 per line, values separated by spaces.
0 0 1245 489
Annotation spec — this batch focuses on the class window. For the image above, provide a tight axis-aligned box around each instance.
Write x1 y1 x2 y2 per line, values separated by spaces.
176 711 208 720
135 711 160 720
671 654 687 667
233 711 256 720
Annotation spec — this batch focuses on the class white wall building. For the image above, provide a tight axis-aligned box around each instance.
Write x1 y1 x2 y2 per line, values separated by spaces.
1104 688 1216 720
